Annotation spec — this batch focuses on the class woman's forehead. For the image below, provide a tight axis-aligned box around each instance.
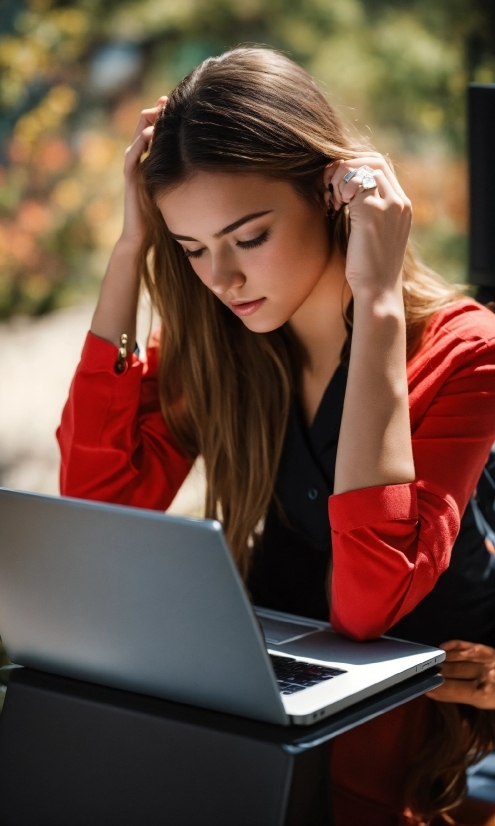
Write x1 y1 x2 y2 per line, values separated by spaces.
156 173 299 238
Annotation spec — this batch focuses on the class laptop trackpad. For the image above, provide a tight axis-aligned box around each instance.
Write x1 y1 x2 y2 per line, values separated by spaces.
257 615 321 645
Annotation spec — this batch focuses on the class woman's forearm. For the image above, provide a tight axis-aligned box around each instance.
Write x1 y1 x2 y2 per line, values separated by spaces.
90 237 142 350
333 285 415 495
91 98 168 351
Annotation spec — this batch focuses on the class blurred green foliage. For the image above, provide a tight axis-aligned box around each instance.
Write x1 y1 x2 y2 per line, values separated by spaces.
0 0 494 318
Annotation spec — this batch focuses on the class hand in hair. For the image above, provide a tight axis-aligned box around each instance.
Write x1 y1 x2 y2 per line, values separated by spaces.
326 152 412 296
90 97 168 348
121 96 168 246
426 640 495 709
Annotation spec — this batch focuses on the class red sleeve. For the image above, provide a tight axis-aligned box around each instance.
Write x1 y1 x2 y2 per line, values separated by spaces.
56 331 193 510
328 301 495 640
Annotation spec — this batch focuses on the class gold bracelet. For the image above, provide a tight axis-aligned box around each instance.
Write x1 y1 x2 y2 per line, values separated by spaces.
114 333 128 374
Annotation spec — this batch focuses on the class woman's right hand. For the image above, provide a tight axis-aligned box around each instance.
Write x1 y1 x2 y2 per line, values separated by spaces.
91 96 168 347
121 96 168 247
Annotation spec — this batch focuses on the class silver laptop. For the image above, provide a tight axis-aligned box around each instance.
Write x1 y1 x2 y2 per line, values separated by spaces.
0 488 444 726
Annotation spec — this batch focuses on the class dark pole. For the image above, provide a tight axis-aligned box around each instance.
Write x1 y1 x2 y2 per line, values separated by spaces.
468 83 495 306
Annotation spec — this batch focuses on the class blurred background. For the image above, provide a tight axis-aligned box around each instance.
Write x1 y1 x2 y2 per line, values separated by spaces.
1 0 495 512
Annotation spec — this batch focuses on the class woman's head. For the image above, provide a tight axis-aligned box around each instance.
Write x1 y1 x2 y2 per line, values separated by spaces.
142 47 364 333
137 45 463 579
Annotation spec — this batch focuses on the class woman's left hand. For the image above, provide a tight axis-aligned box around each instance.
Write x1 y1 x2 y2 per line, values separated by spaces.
426 640 495 709
326 153 412 296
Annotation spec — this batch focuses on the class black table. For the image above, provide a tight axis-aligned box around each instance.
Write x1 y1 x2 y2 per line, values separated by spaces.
0 666 442 826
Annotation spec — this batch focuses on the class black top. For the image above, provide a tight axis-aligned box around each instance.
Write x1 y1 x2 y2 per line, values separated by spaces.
248 363 495 648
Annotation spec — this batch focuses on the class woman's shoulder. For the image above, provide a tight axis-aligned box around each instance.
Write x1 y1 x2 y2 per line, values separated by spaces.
407 297 495 401
424 297 495 346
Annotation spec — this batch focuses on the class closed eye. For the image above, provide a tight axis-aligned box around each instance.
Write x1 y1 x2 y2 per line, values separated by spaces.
237 229 270 250
183 230 270 260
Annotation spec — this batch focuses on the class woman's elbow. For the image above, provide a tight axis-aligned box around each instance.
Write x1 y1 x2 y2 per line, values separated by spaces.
330 609 389 641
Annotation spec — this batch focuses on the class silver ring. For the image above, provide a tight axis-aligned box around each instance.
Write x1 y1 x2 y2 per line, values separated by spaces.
355 165 377 190
360 173 377 190
342 169 357 184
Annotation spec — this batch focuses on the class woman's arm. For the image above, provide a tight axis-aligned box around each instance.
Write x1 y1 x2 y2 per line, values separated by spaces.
57 330 193 509
325 159 495 640
91 96 168 349
57 97 194 508
327 155 415 495
91 237 142 351
329 310 495 640
336 287 414 492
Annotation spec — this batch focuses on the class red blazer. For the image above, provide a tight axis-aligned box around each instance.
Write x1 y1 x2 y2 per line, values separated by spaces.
57 298 495 642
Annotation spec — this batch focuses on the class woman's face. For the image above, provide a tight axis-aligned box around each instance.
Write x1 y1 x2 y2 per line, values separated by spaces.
156 172 334 333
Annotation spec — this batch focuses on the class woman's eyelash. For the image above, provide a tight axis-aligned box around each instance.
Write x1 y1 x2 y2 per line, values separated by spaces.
237 229 270 249
183 230 270 259
184 248 204 259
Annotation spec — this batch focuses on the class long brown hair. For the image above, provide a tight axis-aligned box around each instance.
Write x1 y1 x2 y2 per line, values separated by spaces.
138 45 487 821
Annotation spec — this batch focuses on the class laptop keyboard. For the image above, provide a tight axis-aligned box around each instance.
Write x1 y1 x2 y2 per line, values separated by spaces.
269 655 347 695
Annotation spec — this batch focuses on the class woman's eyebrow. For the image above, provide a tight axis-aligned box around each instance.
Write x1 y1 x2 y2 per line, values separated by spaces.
169 211 273 242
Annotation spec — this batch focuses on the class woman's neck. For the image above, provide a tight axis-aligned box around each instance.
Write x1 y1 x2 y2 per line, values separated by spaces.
289 250 351 377
288 250 352 427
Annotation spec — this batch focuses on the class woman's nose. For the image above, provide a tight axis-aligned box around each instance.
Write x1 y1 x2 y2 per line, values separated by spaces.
209 257 245 296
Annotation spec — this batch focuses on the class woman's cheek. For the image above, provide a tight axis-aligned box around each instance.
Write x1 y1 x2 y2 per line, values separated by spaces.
256 239 297 286
189 259 210 288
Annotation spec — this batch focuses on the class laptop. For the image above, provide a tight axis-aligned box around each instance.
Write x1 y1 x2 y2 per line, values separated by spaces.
0 488 445 726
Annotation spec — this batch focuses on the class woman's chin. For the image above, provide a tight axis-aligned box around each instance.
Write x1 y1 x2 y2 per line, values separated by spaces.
239 313 287 333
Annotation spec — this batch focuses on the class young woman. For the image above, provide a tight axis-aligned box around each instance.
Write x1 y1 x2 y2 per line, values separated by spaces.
58 47 495 824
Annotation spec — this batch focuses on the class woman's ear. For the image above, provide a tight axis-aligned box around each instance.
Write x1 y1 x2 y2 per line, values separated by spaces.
323 162 338 215
323 162 338 186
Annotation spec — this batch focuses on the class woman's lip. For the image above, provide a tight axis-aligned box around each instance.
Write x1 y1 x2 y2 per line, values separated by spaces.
230 298 266 316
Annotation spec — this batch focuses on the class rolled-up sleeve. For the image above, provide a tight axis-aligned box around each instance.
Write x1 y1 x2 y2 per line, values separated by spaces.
329 312 495 640
57 331 192 510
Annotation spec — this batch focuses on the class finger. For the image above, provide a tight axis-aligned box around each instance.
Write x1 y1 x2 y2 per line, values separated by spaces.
332 167 386 208
329 161 360 205
331 156 405 202
475 680 495 709
440 640 475 652
335 173 363 205
441 661 484 680
125 125 154 172
131 104 166 143
346 169 395 208
354 155 405 200
426 678 485 705
443 643 495 663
